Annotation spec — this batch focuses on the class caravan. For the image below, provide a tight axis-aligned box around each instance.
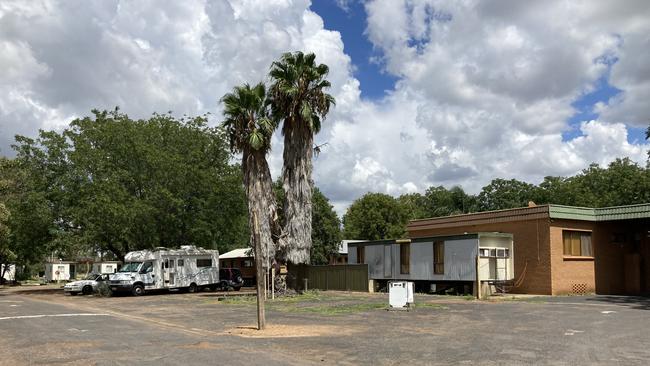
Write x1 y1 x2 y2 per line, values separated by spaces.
109 246 219 296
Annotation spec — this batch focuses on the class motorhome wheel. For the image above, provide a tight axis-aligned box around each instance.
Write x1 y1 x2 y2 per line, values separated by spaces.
188 283 198 293
132 284 144 296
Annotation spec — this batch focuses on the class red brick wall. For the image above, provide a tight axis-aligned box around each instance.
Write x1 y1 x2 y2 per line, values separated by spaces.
549 220 596 295
408 219 553 295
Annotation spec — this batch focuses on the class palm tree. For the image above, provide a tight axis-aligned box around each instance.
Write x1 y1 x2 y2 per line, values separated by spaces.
221 83 279 270
269 51 335 264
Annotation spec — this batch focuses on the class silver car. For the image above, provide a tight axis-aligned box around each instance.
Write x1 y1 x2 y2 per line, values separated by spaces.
64 273 109 295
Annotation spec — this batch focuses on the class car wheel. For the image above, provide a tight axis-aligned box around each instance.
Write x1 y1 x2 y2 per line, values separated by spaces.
132 284 145 296
82 285 93 295
188 283 198 293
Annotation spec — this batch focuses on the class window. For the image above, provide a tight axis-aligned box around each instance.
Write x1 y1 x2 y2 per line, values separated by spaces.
400 243 410 274
434 241 444 274
141 262 153 273
480 248 490 257
177 259 184 267
563 231 593 257
242 259 254 268
197 258 212 267
357 246 365 264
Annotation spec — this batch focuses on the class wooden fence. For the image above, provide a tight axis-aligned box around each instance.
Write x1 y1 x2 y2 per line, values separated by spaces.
289 264 369 292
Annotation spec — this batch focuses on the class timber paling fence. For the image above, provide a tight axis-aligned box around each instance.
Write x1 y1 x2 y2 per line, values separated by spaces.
290 264 369 292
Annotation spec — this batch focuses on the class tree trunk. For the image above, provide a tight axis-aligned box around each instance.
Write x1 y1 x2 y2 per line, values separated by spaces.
279 119 313 264
242 149 279 270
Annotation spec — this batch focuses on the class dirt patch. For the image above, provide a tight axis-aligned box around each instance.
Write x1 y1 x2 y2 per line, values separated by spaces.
179 341 223 350
225 324 359 338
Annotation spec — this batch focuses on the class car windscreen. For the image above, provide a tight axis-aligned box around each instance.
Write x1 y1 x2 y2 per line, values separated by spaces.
118 262 142 272
84 274 99 280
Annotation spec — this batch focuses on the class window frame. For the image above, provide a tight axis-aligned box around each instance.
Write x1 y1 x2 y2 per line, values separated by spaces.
357 246 365 264
562 230 593 258
400 243 410 275
196 258 213 268
433 241 444 275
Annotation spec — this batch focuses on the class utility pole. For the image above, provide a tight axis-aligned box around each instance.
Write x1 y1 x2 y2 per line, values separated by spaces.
252 212 266 330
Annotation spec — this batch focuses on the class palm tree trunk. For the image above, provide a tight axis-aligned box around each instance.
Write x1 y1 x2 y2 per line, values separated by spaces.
279 120 313 264
242 148 278 269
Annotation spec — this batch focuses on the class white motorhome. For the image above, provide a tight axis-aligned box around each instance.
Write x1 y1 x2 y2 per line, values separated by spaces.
109 246 219 296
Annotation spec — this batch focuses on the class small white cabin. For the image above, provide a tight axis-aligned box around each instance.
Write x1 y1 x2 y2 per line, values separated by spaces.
45 261 75 282
92 261 120 274
348 233 514 294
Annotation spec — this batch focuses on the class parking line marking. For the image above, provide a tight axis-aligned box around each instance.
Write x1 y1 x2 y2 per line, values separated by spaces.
0 313 110 321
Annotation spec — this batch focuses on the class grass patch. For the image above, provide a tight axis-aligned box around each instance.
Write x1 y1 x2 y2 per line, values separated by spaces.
280 302 386 316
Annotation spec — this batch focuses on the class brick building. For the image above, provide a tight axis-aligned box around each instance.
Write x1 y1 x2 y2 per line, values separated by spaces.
407 203 650 295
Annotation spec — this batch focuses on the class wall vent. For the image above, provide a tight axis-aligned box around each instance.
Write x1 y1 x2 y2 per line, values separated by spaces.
571 283 587 295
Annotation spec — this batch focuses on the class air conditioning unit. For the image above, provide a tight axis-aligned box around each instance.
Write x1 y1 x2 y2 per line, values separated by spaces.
389 281 414 308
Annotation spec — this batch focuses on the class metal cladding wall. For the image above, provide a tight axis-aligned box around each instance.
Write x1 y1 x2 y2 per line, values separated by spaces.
305 264 369 292
351 237 479 282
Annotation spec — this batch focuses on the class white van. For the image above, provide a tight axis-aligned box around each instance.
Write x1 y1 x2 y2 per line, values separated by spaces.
109 246 219 296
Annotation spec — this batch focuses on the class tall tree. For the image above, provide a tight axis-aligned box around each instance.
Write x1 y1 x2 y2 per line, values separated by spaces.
477 178 536 211
9 109 247 262
269 51 335 264
273 181 342 265
343 193 409 240
221 83 279 270
565 158 650 207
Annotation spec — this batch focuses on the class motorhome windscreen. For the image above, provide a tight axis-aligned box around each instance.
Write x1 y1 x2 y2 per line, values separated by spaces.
118 262 142 272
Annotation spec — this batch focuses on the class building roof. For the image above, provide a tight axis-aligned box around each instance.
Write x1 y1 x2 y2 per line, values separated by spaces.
549 203 650 221
408 203 650 233
220 248 253 259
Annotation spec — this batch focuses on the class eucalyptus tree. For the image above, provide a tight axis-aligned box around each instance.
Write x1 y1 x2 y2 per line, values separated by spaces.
221 83 279 269
269 51 335 264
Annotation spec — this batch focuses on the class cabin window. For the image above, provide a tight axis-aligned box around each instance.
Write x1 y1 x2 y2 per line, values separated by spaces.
433 241 444 274
197 258 212 267
141 262 153 273
357 246 365 264
563 231 593 257
177 259 184 267
400 243 410 274
242 259 254 268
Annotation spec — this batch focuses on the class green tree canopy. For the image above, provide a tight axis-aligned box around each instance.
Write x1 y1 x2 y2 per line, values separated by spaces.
10 109 248 261
343 193 409 240
477 178 536 211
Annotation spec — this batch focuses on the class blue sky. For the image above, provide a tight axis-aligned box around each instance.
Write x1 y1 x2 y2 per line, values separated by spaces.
310 1 645 144
310 1 397 100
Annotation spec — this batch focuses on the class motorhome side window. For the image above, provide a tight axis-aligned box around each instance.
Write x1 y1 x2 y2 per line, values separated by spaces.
177 259 184 267
197 258 212 267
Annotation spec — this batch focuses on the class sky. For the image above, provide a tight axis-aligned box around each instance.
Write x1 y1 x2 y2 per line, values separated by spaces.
1 0 649 216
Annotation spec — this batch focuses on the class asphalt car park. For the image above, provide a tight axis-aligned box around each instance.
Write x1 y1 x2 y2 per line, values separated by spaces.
1 285 650 365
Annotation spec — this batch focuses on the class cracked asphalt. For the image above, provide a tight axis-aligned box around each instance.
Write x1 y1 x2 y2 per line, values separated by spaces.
1 286 649 365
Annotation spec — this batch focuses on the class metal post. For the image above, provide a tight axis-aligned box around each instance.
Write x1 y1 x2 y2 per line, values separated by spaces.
475 254 481 300
271 267 275 300
252 212 265 330
303 278 308 292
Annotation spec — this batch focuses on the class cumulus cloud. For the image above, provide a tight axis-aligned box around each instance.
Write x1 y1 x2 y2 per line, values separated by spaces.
0 0 648 216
